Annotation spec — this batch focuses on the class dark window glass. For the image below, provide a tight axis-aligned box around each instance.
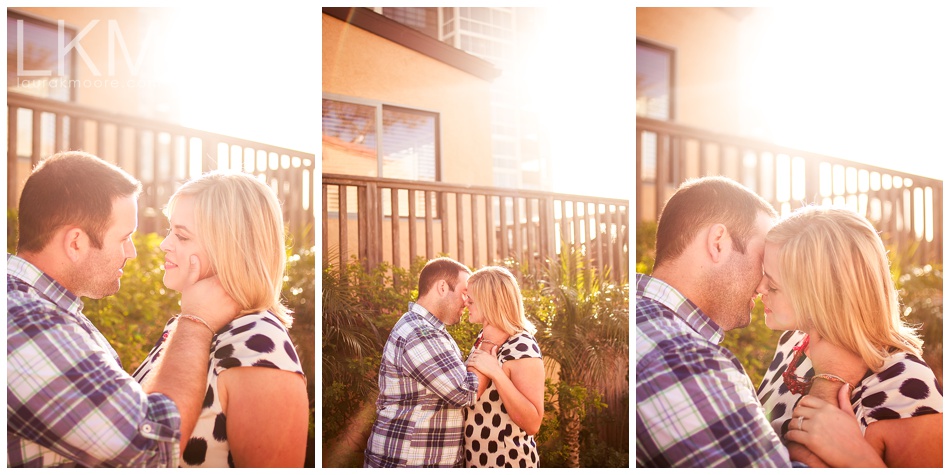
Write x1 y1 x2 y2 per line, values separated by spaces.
636 40 672 120
7 11 75 101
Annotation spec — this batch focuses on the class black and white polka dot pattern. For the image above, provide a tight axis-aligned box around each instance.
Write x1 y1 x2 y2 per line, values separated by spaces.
132 312 304 467
757 330 943 441
463 330 542 468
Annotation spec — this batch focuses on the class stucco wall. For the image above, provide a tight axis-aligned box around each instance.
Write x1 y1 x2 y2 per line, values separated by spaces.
636 7 743 135
322 13 494 187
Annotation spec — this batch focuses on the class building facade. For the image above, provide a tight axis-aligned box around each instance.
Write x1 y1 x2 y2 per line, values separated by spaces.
373 7 551 192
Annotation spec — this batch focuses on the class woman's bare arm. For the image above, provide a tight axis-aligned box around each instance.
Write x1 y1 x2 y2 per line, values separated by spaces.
218 367 309 467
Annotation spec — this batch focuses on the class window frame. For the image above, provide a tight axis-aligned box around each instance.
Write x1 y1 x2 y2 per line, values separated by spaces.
7 9 78 102
636 37 675 121
322 93 442 182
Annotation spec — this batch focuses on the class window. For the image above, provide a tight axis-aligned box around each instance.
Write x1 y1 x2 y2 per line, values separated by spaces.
380 7 439 39
636 39 674 182
7 11 75 101
322 98 439 181
381 106 438 182
636 39 673 120
323 97 440 217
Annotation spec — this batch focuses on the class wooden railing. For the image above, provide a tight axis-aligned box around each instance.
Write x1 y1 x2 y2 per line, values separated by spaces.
322 174 629 282
7 92 315 249
637 117 943 265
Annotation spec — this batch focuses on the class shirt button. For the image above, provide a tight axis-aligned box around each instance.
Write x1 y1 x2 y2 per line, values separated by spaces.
142 423 153 433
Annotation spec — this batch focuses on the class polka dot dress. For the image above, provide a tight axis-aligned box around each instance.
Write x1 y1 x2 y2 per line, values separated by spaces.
132 312 305 467
463 330 542 468
757 330 943 441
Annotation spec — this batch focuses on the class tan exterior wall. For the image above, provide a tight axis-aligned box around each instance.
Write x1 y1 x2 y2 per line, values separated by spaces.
12 7 178 121
322 14 494 187
636 7 743 135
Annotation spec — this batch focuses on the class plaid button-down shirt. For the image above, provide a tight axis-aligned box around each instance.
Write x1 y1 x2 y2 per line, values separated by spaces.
636 273 789 468
364 302 479 467
7 254 181 467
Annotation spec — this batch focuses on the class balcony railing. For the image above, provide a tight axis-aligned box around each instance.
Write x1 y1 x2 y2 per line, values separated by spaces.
7 92 315 248
322 173 629 282
636 116 943 265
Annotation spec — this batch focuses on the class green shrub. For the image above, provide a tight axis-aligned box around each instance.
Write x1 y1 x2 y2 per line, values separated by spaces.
897 263 943 386
8 208 19 254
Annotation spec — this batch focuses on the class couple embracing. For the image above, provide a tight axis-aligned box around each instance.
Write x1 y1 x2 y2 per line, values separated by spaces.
8 151 309 467
364 258 544 468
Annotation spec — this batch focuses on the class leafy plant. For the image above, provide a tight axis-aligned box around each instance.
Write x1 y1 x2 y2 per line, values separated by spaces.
896 263 943 386
8 208 19 254
525 246 629 468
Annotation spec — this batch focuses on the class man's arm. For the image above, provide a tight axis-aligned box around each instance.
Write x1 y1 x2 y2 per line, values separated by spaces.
7 304 182 467
637 344 790 468
804 332 869 404
401 326 478 407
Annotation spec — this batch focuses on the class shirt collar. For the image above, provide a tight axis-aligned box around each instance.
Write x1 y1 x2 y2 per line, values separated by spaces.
408 301 446 331
7 253 84 316
636 273 724 344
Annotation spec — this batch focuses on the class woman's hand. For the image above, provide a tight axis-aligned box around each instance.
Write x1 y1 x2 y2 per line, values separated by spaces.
786 383 885 467
467 347 502 380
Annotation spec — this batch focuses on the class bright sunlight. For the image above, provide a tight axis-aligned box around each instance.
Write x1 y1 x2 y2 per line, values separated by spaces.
737 6 949 181
520 6 635 200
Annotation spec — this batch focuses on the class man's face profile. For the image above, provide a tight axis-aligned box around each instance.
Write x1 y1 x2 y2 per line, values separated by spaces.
74 195 138 298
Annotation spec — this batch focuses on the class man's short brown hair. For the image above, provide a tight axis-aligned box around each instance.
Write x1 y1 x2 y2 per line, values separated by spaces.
17 151 142 253
654 176 777 269
418 257 471 297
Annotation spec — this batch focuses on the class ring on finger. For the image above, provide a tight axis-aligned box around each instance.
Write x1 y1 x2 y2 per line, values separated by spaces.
798 415 805 431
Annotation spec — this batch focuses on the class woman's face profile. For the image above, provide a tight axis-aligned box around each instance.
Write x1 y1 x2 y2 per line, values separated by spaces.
757 243 798 332
160 194 213 291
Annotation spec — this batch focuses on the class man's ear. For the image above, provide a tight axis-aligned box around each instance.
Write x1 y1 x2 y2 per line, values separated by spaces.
440 279 452 296
705 223 729 263
62 227 89 263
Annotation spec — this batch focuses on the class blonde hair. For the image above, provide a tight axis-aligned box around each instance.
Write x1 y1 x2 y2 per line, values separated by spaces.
165 171 292 327
468 266 535 335
766 206 921 370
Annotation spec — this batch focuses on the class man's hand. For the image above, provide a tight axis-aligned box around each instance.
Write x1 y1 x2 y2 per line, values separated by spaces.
179 255 241 332
787 441 829 467
786 384 886 467
805 332 868 387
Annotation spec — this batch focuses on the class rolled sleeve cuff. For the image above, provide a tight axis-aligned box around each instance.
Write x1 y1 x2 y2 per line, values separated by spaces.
142 393 181 467
462 371 479 406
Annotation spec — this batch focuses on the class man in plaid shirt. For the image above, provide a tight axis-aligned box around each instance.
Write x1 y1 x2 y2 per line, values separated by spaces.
636 177 787 467
7 152 240 467
364 257 479 467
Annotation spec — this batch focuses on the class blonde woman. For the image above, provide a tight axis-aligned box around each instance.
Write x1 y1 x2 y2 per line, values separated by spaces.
755 206 942 467
132 171 309 467
463 266 544 468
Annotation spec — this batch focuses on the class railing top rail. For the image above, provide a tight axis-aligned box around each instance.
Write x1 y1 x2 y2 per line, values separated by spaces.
8 92 315 160
637 116 943 187
322 173 630 207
